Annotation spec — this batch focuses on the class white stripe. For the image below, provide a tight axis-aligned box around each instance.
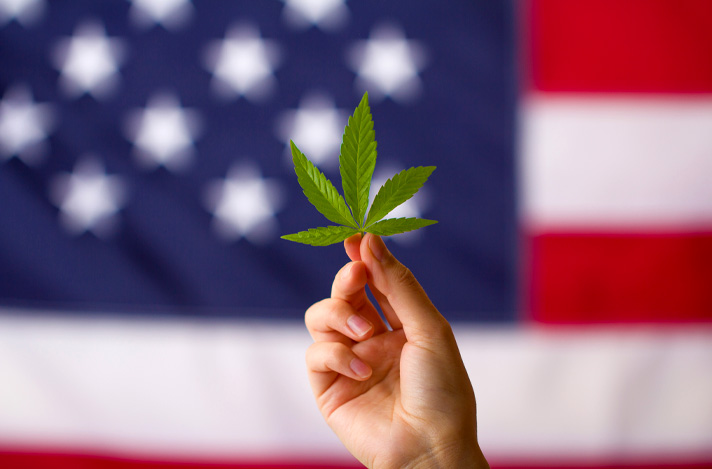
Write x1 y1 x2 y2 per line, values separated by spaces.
0 310 350 462
1 310 712 462
462 325 712 461
520 95 712 229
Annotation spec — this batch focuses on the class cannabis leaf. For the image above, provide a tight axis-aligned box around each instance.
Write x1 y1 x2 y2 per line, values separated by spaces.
281 226 359 246
290 141 357 229
365 166 435 227
282 92 437 246
340 91 377 227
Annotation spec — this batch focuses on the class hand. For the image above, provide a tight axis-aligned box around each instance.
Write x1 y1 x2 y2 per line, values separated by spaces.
305 233 489 469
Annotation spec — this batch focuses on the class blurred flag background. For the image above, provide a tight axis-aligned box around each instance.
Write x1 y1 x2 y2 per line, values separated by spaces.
1 0 711 467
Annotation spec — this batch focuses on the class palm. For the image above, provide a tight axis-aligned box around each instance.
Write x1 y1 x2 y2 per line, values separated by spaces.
319 325 455 468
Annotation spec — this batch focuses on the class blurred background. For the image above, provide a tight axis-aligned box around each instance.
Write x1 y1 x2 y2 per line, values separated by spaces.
0 0 710 467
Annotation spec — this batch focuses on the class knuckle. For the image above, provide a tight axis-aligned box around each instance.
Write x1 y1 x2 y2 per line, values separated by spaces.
390 263 419 291
307 341 351 370
305 299 354 338
304 298 330 329
384 264 421 300
330 342 353 366
432 315 453 338
304 342 320 365
424 315 454 344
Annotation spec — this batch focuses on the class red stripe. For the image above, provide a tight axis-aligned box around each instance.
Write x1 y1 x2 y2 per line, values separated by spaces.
528 0 712 92
0 451 362 469
527 232 712 323
493 464 712 469
3 452 712 469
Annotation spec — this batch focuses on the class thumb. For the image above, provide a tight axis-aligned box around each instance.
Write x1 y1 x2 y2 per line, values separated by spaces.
360 233 449 342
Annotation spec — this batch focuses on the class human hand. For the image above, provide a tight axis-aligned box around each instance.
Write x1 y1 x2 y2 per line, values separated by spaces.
305 233 489 469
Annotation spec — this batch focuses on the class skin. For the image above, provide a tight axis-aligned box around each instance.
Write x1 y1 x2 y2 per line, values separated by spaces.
305 233 489 469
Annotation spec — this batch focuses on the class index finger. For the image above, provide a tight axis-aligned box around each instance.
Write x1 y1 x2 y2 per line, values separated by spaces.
331 261 368 303
331 261 388 335
344 233 362 262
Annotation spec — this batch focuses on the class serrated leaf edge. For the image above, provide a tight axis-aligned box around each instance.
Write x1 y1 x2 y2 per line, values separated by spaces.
281 226 359 246
291 141 357 229
364 217 438 236
339 92 377 228
282 95 439 246
364 166 436 228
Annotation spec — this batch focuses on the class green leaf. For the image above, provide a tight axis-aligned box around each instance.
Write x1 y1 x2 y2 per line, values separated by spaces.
365 217 438 236
340 92 377 228
290 140 357 228
364 166 436 227
281 226 359 246
281 94 438 247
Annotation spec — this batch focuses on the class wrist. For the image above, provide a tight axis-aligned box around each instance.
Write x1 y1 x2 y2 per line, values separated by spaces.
404 441 489 469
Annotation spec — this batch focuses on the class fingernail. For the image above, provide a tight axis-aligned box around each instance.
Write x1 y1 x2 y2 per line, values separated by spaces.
347 315 372 337
368 235 386 262
350 357 371 379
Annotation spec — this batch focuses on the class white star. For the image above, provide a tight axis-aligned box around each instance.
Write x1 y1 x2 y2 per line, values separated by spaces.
275 92 347 169
124 93 202 172
128 0 193 30
203 23 281 102
49 158 126 238
52 21 126 99
347 23 427 103
0 0 44 27
0 85 54 165
204 163 283 244
281 0 348 31
371 164 432 244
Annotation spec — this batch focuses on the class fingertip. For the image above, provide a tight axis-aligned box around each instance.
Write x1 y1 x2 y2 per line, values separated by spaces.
332 260 367 300
340 260 367 284
344 233 362 262
305 343 371 387
361 233 389 267
349 357 372 380
367 233 386 262
346 314 374 339
340 262 354 281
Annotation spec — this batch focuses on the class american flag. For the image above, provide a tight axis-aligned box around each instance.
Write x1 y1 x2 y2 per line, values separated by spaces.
1 0 711 468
